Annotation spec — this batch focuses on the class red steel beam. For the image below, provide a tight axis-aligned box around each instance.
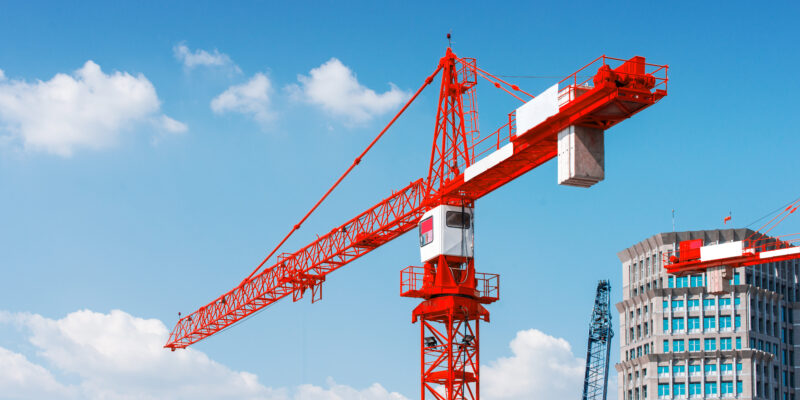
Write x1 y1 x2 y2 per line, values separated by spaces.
166 54 668 349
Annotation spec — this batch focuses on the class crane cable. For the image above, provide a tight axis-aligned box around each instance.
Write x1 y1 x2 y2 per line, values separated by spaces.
239 64 444 285
745 196 800 243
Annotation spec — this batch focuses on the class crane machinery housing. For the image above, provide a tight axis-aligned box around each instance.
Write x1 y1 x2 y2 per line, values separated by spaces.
583 280 614 400
166 47 669 400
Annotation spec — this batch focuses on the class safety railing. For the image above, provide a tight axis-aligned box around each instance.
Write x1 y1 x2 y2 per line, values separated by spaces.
400 266 499 301
467 111 516 166
559 55 669 93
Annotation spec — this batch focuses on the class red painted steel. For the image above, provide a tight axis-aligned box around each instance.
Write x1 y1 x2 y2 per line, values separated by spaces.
165 50 669 389
165 179 428 348
405 254 494 399
665 235 800 276
665 200 799 275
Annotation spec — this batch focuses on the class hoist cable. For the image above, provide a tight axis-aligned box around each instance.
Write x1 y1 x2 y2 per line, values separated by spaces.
239 64 444 285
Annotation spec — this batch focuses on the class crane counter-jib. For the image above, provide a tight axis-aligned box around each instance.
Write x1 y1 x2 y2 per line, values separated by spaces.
165 52 668 350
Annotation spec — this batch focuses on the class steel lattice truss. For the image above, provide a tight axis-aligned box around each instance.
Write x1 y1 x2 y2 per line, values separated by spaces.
166 51 668 350
583 280 613 400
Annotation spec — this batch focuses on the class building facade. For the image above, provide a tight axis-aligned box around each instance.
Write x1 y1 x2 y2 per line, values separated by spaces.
616 229 799 400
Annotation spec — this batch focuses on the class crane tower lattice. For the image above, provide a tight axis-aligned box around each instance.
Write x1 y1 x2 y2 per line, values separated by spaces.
582 280 613 400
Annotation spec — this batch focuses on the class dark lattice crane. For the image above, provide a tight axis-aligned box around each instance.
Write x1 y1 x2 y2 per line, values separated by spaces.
166 47 668 400
583 280 613 400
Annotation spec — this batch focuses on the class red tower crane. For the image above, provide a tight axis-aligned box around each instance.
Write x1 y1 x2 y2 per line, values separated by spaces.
165 48 668 400
664 200 800 294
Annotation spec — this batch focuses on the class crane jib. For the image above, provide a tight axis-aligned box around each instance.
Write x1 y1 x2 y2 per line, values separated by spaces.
165 52 669 349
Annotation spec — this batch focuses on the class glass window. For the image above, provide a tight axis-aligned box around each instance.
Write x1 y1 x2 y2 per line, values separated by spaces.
673 384 685 396
703 298 716 307
720 298 732 307
735 315 741 328
689 382 701 395
736 380 742 394
672 300 684 309
721 363 733 373
705 363 717 374
688 339 701 352
658 366 669 375
704 317 716 330
668 277 674 288
736 337 741 349
445 211 470 228
677 276 688 288
658 384 670 396
419 217 434 246
705 382 717 395
705 338 716 351
721 381 734 394
673 365 685 374
690 275 703 287
663 300 668 310
672 318 684 331
689 364 701 374
688 299 699 309
734 297 741 306
673 340 685 352
721 337 732 350
720 316 732 328
736 362 742 371
688 317 700 330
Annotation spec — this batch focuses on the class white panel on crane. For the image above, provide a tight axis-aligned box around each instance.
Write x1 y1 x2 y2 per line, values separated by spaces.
419 205 474 263
557 125 605 187
760 247 800 260
464 142 514 182
515 84 559 137
699 241 744 262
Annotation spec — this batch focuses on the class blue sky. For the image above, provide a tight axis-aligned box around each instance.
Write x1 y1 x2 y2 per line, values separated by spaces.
1 1 799 399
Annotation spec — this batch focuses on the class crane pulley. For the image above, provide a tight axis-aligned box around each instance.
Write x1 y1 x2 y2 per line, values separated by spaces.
166 48 668 400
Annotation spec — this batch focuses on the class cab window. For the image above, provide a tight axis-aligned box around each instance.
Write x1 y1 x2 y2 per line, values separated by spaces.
445 211 470 229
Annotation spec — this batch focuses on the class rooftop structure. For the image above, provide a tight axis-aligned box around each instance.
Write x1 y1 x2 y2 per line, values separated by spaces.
617 229 800 400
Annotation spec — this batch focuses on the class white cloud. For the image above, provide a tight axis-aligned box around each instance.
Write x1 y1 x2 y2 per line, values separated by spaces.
211 73 273 125
0 309 407 400
0 61 186 156
173 43 240 73
160 115 188 134
295 378 408 400
482 329 585 400
0 347 73 399
0 69 5 81
0 309 593 400
290 58 409 123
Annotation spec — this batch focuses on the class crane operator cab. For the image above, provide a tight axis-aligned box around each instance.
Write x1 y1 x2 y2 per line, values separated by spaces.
417 204 476 292
419 204 474 263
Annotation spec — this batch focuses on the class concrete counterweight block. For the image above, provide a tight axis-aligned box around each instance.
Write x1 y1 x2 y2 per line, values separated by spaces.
707 265 732 295
557 125 605 187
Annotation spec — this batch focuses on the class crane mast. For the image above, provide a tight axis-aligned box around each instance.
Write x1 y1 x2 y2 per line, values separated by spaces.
582 280 613 400
166 48 669 399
